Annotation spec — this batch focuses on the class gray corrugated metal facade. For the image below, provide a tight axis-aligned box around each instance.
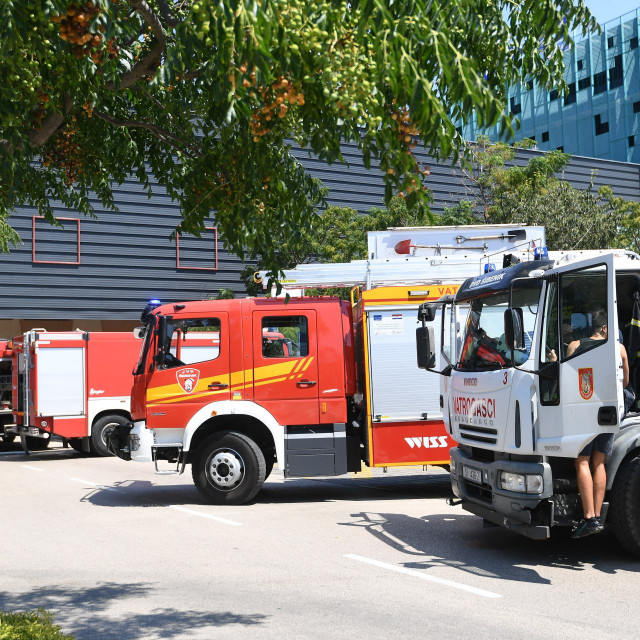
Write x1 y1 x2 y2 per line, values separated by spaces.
3 142 640 323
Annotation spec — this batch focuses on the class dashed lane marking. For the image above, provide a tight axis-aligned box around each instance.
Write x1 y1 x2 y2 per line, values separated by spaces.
170 505 242 526
69 477 120 492
21 465 43 472
345 554 502 599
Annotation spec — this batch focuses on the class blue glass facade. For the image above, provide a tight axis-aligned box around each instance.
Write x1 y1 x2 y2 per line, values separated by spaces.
461 9 640 163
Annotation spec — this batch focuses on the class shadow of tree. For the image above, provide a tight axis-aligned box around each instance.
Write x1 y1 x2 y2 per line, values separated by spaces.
0 583 267 640
342 511 640 587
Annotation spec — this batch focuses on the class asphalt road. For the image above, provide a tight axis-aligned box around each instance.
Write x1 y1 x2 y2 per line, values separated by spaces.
1 440 639 640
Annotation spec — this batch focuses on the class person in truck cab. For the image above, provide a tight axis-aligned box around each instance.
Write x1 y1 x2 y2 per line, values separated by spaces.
568 310 630 539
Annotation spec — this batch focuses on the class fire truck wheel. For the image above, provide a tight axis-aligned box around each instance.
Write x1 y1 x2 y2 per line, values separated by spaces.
1 435 15 444
91 415 129 457
192 431 266 505
610 453 640 557
264 450 275 480
25 436 49 451
69 438 85 453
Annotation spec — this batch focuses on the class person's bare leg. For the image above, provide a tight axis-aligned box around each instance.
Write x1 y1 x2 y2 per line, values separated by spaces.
591 450 607 518
576 456 595 519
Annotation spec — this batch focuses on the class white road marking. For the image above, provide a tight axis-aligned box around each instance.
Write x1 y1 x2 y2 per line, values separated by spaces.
170 505 242 526
345 554 502 599
21 465 43 472
69 477 119 492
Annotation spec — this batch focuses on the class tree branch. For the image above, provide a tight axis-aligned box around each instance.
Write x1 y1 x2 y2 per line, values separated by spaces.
156 0 179 27
27 95 74 148
107 0 167 91
93 110 202 157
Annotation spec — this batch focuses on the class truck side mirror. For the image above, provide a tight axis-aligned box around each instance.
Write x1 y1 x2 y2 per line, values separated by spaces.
416 326 436 369
504 308 525 351
133 326 146 340
417 303 437 323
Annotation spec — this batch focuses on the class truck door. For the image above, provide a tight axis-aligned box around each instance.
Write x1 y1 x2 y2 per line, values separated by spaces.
146 315 230 429
252 310 320 424
537 253 623 456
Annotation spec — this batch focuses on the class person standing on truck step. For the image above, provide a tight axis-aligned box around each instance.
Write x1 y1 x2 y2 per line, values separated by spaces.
567 310 629 539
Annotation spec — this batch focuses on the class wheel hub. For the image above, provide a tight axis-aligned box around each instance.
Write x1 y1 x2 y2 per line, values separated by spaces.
206 448 244 491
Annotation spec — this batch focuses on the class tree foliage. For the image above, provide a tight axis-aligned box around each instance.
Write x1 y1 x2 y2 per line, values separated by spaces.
0 1 597 274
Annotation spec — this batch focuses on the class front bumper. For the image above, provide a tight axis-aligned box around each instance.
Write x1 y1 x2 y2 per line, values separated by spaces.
450 447 554 540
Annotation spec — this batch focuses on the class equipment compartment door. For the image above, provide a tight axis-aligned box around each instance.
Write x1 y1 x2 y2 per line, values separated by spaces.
537 253 622 456
35 347 85 417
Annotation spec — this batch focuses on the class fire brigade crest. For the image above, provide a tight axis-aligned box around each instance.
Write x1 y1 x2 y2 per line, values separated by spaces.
176 367 200 394
578 368 594 400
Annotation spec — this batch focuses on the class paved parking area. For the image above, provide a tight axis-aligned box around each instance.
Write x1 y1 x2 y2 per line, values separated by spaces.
2 441 640 639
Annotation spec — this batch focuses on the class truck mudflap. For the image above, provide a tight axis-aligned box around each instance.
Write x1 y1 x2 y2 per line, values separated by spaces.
450 446 554 539
106 422 133 461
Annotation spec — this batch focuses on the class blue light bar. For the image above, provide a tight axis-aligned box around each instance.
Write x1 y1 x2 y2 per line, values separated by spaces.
149 299 161 305
484 263 496 273
534 247 548 260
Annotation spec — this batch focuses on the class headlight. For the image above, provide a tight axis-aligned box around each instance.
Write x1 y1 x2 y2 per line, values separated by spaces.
500 471 543 494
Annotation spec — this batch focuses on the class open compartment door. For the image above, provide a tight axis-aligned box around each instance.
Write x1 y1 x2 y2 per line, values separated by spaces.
537 253 623 456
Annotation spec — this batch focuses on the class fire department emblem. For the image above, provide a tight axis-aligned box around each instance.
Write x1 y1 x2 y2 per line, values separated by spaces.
176 367 200 394
578 368 594 400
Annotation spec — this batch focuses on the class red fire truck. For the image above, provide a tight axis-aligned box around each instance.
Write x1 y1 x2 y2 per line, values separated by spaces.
0 340 13 444
108 226 546 504
8 331 140 454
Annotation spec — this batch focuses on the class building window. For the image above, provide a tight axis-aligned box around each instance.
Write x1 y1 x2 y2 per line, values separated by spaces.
593 71 607 95
549 89 559 101
32 216 81 265
510 96 522 115
629 135 636 147
594 114 609 136
634 101 640 113
631 36 639 50
577 59 584 71
608 36 614 48
609 54 623 89
176 226 219 271
541 131 550 142
526 79 533 91
578 76 591 91
564 82 576 106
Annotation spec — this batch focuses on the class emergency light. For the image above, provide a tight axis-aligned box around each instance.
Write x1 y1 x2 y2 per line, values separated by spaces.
484 263 496 273
534 247 549 260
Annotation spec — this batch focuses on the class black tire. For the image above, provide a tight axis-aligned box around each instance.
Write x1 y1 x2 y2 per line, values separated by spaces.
25 436 49 451
264 450 275 481
2 434 15 444
192 431 266 505
610 453 640 557
91 414 129 457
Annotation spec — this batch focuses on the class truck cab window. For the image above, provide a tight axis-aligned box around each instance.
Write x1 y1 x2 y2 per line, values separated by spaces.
262 316 308 358
161 317 221 368
540 280 560 404
559 266 608 361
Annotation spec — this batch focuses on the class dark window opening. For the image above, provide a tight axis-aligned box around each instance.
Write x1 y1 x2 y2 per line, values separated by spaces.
630 135 636 147
595 114 609 136
578 76 591 91
634 101 640 113
608 36 614 48
631 36 639 50
593 71 607 95
609 54 623 89
549 89 559 101
262 316 309 358
541 131 550 142
564 82 576 106
527 79 534 91
577 59 584 71
510 96 522 115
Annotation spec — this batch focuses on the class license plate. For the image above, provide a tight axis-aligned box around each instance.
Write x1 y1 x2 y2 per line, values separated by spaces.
463 465 482 484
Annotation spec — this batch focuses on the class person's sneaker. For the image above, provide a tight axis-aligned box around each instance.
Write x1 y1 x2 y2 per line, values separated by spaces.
571 517 603 539
594 516 605 533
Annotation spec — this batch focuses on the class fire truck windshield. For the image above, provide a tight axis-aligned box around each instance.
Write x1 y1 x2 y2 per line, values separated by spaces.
134 316 155 375
458 283 542 370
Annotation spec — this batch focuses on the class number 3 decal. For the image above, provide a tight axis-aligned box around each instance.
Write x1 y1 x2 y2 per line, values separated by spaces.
503 372 508 385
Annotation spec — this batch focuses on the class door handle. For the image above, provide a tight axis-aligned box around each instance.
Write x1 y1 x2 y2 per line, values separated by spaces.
296 379 317 387
208 382 229 389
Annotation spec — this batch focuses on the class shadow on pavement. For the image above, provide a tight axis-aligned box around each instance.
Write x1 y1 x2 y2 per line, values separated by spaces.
79 474 453 508
0 582 267 640
342 511 640 586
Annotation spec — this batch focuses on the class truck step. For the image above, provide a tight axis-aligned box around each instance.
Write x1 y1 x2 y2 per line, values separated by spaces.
152 443 184 475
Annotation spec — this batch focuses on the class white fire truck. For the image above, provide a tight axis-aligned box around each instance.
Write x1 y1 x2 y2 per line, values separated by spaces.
107 225 545 504
417 247 640 555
